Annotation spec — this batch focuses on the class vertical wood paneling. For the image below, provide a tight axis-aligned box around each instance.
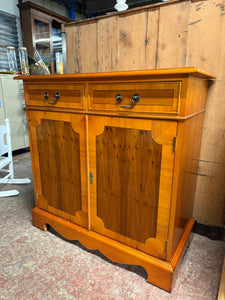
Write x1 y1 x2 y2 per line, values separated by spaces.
185 0 225 75
97 16 119 72
186 0 225 226
64 0 225 227
66 24 98 74
156 1 191 68
66 27 79 73
117 11 149 71
145 8 160 69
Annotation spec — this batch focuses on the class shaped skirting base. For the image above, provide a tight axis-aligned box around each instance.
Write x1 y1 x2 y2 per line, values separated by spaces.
32 207 194 292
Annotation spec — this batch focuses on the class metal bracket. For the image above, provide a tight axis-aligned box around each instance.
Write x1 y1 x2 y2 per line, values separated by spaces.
89 171 93 184
173 136 177 152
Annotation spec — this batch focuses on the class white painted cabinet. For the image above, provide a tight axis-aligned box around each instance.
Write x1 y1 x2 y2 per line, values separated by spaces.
0 74 29 151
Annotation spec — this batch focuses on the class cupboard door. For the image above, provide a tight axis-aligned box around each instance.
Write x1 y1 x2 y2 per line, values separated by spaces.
27 110 88 228
88 116 177 259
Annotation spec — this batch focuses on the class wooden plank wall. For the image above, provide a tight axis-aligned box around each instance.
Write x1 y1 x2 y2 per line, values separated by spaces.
64 0 225 227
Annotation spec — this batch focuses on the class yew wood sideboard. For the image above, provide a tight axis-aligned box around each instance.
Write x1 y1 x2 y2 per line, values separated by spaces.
16 68 215 292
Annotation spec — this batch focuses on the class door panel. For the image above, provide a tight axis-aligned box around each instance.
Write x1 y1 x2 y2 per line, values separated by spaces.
88 116 177 259
36 118 81 215
96 126 161 243
28 111 88 228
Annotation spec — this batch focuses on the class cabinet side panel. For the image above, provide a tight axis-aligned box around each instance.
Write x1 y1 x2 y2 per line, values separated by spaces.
36 118 81 215
172 113 205 254
186 0 225 227
96 126 161 243
20 9 34 57
181 77 208 117
1 76 29 151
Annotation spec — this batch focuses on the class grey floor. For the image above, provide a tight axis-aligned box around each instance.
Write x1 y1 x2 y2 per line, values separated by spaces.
0 152 224 300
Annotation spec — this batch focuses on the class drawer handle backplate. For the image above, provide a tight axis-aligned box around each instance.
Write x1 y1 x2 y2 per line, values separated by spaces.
115 93 140 109
44 92 61 105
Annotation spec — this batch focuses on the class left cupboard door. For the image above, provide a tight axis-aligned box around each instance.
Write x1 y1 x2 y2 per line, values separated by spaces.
27 110 88 228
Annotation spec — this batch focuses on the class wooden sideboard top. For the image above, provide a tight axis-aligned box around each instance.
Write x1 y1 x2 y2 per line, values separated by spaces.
15 67 216 81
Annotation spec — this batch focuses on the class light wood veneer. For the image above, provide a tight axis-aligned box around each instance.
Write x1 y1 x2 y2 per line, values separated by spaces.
16 68 215 292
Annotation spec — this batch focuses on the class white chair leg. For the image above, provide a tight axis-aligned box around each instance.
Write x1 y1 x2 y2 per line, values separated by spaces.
0 119 31 195
9 160 14 179
0 190 20 197
3 178 31 184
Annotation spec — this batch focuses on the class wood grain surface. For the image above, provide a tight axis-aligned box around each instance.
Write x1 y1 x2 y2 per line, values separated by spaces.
27 111 88 228
62 0 224 227
36 118 81 215
20 69 213 291
96 126 161 243
88 115 177 259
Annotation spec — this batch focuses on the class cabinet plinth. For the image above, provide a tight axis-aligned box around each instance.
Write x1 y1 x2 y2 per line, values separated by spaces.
16 68 215 292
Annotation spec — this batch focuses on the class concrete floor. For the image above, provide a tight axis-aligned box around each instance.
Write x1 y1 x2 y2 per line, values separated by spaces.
0 152 225 300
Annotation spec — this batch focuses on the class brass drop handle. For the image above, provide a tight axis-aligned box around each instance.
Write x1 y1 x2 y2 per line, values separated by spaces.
115 93 140 109
44 92 60 105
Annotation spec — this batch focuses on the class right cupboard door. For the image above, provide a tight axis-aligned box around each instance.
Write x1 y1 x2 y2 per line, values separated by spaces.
88 116 177 260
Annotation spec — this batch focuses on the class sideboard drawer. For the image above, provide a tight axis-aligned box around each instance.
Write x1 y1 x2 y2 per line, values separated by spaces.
88 81 182 114
25 83 85 109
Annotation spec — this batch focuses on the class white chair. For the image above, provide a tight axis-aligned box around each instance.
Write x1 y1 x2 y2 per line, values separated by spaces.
0 118 31 197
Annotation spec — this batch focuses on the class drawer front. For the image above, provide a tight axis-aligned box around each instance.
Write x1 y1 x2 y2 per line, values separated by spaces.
88 81 181 114
25 83 85 109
